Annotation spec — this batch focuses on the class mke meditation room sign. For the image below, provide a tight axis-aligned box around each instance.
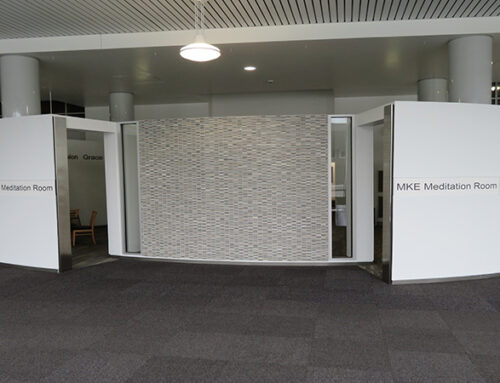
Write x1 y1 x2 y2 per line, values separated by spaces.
0 180 55 194
395 177 500 194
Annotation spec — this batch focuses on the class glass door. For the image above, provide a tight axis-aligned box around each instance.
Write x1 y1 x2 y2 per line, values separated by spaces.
329 117 352 258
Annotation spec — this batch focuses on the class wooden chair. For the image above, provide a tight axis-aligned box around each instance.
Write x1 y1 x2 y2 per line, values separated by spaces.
72 210 97 246
70 209 81 228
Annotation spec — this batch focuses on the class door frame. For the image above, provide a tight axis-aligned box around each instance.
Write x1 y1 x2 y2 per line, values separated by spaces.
55 116 127 271
328 115 354 262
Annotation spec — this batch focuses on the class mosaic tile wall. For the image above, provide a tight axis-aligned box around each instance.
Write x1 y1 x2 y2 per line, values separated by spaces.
138 115 329 262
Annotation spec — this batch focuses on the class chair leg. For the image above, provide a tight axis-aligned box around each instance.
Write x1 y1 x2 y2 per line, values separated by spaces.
72 231 76 247
91 230 96 245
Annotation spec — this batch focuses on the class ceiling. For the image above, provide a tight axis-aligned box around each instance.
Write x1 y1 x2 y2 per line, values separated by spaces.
34 34 500 106
0 0 498 39
0 1 498 106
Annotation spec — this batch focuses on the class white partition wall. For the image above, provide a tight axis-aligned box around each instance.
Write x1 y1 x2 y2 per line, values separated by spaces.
0 115 125 272
390 102 500 282
0 116 59 270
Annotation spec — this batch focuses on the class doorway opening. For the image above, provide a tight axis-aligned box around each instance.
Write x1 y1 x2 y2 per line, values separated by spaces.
329 117 352 258
373 123 384 269
352 106 392 278
67 129 113 269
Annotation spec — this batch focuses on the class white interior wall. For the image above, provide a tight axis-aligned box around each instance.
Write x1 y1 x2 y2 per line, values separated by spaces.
0 116 60 270
85 90 417 121
85 101 216 120
210 90 335 116
391 101 500 282
86 91 334 119
334 94 417 114
85 91 414 120
84 106 109 121
67 133 107 226
136 102 210 119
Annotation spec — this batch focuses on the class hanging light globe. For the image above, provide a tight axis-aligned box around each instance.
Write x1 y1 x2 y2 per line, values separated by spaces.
180 0 221 62
180 35 221 62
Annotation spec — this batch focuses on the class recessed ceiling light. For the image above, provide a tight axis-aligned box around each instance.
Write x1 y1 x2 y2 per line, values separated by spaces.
244 66 256 71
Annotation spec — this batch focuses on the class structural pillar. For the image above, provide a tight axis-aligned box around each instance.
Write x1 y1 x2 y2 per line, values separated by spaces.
448 35 492 104
109 92 134 122
418 78 448 102
0 55 41 117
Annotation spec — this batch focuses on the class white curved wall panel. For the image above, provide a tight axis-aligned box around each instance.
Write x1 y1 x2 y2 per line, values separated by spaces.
391 101 500 282
0 116 59 270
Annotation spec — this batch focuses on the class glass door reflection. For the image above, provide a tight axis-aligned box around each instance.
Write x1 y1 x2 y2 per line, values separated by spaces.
330 117 352 258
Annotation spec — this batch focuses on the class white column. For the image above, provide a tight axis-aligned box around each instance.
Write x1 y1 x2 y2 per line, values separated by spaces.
109 92 134 122
448 35 492 104
0 55 40 117
418 78 448 102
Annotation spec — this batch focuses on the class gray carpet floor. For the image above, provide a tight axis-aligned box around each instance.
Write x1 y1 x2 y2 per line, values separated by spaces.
0 260 499 383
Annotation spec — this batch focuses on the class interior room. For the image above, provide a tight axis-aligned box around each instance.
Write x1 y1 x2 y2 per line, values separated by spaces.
67 129 111 269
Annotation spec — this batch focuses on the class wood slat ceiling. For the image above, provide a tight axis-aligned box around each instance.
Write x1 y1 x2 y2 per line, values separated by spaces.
0 0 498 39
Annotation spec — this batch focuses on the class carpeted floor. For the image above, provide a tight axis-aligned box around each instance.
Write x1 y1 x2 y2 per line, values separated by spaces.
0 260 499 382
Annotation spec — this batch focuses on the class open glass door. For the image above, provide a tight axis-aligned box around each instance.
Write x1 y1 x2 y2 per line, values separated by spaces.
329 117 352 258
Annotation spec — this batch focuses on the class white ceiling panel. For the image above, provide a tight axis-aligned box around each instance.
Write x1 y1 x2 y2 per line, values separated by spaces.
0 0 498 39
5 33 489 107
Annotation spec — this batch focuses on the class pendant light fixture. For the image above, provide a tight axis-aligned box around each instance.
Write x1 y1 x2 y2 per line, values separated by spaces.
180 0 221 62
